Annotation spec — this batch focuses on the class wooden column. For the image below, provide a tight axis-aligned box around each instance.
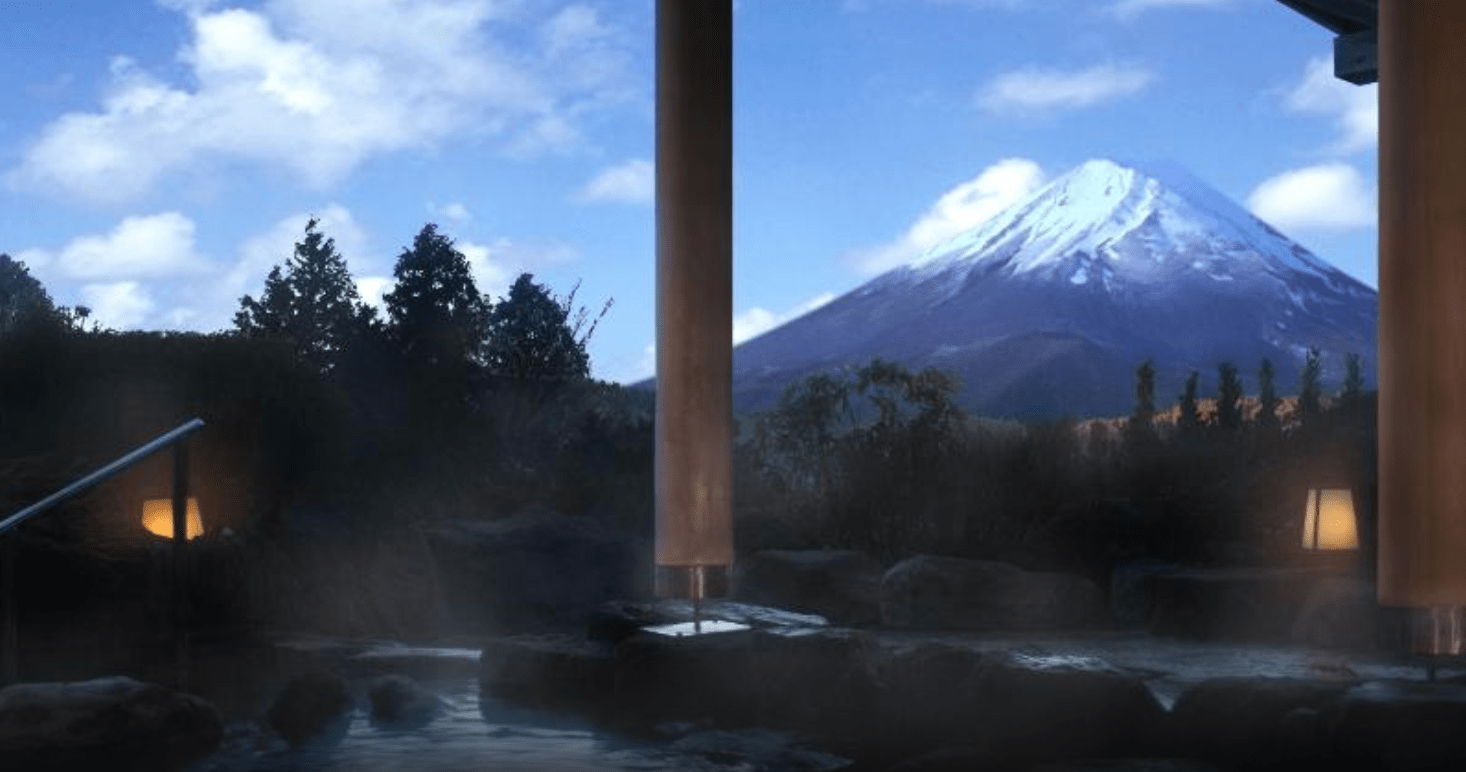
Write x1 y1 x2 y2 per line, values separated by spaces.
653 0 735 600
1377 0 1466 652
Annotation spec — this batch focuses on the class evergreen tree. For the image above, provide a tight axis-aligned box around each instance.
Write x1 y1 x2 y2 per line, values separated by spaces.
234 218 373 373
383 223 490 370
1177 370 1201 436
1126 359 1157 448
482 273 603 385
0 253 60 336
1340 352 1365 407
1257 358 1279 430
1299 347 1323 423
1216 361 1243 433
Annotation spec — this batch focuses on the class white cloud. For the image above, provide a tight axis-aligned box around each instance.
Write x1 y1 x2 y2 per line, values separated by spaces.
1247 163 1376 232
458 239 516 300
733 292 837 345
978 63 1154 113
9 0 638 202
81 281 154 329
578 158 653 205
437 202 471 224
21 212 204 281
356 276 392 309
851 158 1046 275
1110 0 1230 20
1286 56 1377 154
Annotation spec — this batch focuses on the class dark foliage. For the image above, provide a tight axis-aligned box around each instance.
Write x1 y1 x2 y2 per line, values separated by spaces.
234 218 377 375
482 273 607 390
383 223 490 371
1215 361 1242 434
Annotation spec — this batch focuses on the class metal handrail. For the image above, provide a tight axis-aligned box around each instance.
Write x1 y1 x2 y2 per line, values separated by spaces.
1 417 204 690
0 418 204 536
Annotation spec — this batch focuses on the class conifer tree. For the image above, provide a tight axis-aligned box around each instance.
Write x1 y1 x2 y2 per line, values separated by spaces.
1298 347 1323 423
383 223 490 370
1216 361 1243 433
235 218 373 374
1256 358 1279 430
1177 370 1201 436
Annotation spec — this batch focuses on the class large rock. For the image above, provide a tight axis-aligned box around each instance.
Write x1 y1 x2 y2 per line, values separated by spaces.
367 674 444 729
880 555 1107 631
426 506 652 634
734 549 883 625
0 676 223 772
1164 677 1355 765
1326 680 1466 771
871 645 1163 764
1290 576 1381 649
966 650 1165 762
264 670 353 748
479 633 617 708
1148 567 1324 642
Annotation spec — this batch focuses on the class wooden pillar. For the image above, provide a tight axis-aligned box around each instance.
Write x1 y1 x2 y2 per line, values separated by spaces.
653 0 735 600
1377 0 1466 652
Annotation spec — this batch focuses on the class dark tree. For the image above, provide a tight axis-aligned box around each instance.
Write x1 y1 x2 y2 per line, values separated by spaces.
482 273 605 385
1216 361 1243 433
1340 352 1365 407
1298 347 1323 422
0 253 60 336
1256 358 1279 430
383 223 490 370
1126 359 1157 447
234 218 374 373
1177 370 1201 436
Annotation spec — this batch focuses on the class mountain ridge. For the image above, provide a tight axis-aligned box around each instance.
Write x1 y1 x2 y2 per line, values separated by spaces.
661 158 1378 420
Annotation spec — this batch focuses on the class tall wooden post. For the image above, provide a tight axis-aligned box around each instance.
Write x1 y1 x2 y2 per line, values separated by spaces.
171 441 191 691
653 0 735 601
1376 0 1466 653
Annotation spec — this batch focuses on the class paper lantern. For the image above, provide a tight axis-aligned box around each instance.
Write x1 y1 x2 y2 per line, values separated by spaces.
141 497 203 541
1302 488 1359 550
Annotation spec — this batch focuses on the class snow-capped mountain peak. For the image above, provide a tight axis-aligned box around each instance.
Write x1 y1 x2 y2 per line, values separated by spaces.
727 158 1378 419
908 157 1342 291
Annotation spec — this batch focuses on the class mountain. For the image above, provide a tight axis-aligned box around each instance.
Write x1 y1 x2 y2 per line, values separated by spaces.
728 158 1378 419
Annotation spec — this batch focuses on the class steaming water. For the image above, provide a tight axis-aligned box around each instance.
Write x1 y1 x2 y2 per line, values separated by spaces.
188 675 849 772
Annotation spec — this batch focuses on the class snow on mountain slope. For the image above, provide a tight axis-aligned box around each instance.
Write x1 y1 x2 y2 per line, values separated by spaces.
727 158 1378 419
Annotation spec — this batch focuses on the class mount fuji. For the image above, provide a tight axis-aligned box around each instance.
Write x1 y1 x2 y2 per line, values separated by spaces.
729 158 1378 419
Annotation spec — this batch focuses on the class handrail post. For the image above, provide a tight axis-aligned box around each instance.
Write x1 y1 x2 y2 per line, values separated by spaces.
172 440 190 693
2 537 15 685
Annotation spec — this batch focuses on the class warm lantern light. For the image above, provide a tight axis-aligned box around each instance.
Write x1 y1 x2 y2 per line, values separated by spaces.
1302 488 1359 550
141 498 203 541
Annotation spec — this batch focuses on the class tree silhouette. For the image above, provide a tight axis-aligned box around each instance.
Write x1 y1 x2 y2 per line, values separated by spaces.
1340 352 1365 407
383 223 489 370
0 253 60 337
482 273 602 386
1216 361 1242 433
1177 370 1201 436
234 218 374 373
1126 359 1157 448
1256 358 1279 430
1298 347 1323 423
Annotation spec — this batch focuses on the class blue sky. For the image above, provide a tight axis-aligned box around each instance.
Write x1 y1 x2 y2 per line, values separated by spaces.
0 0 1377 384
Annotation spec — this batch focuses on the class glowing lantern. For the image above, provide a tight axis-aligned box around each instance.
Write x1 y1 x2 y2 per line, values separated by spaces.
1302 488 1359 551
141 498 203 541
